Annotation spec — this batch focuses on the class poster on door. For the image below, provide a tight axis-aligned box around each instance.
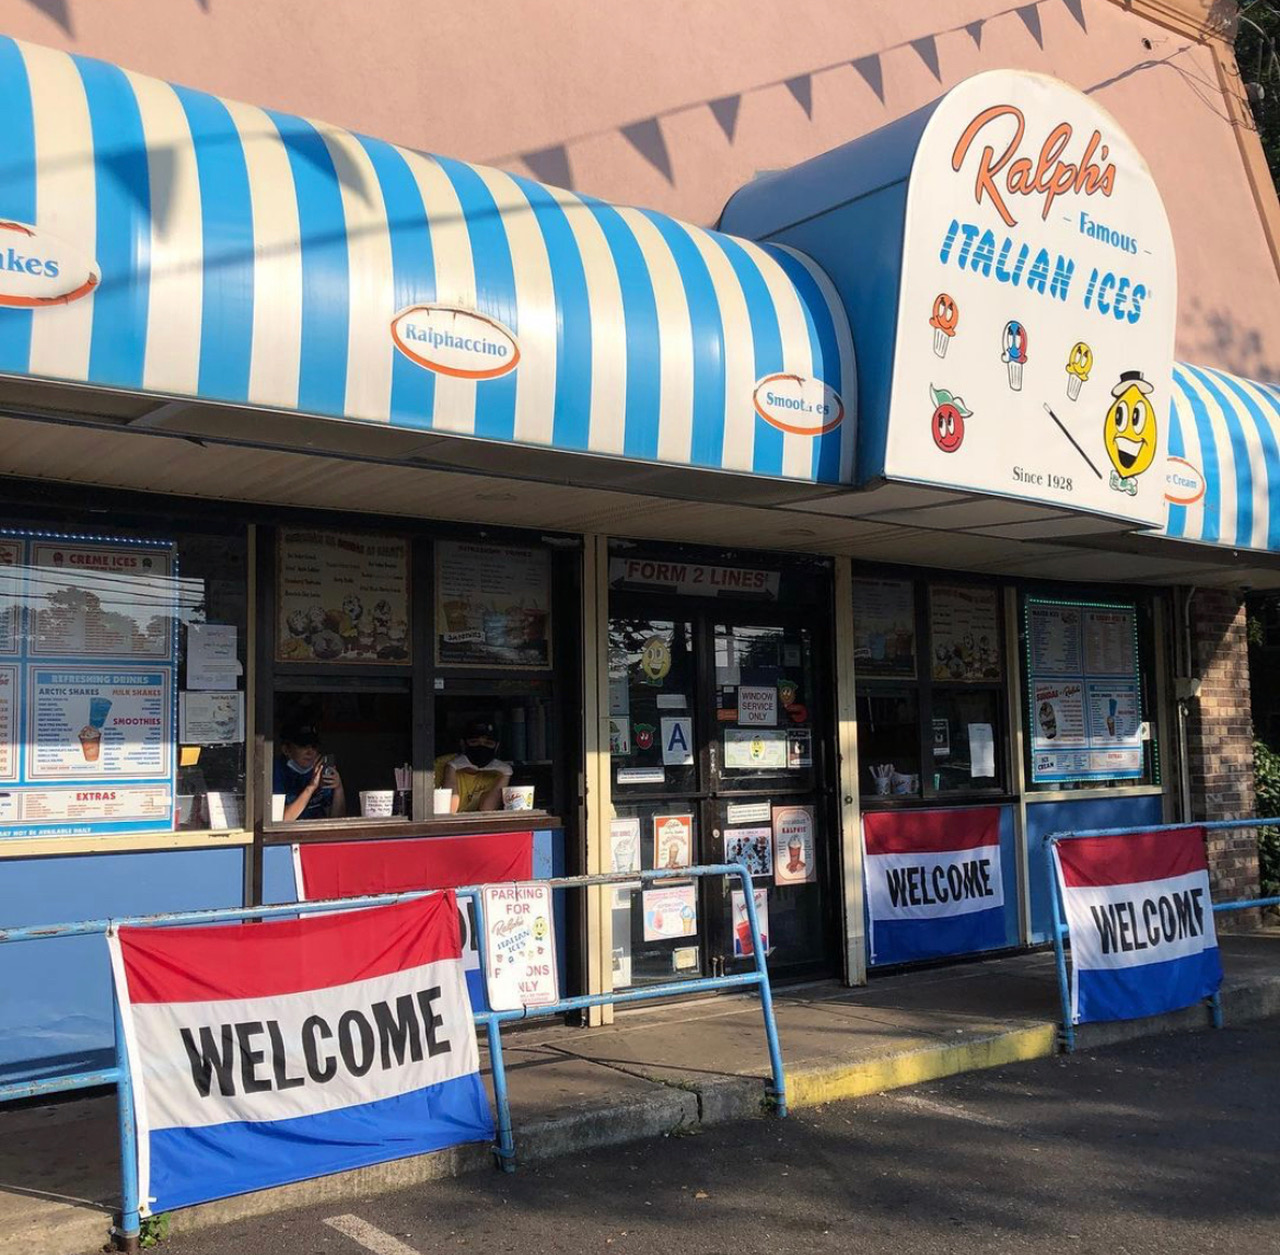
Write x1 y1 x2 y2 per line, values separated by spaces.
661 717 694 765
277 530 410 664
773 805 816 885
652 813 693 870
724 827 773 878
0 540 20 655
642 884 698 941
609 817 642 875
730 888 770 958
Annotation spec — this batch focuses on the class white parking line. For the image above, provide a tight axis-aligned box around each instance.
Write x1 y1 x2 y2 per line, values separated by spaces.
323 1214 422 1255
888 1092 1012 1129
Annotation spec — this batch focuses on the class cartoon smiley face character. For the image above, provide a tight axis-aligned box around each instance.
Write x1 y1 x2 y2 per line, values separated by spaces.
639 635 671 684
1001 320 1028 391
1103 370 1158 490
929 384 973 454
532 916 549 941
929 293 959 358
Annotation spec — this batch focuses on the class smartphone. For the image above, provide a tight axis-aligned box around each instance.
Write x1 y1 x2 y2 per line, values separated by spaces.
320 755 337 786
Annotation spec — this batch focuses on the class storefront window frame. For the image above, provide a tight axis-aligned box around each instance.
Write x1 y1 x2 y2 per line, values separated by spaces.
256 517 580 850
855 566 1013 808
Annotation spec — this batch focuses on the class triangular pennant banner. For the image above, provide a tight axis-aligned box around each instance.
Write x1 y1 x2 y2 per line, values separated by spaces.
1016 4 1045 48
965 20 984 48
851 54 886 105
785 73 814 118
911 35 942 81
1062 0 1087 31
620 117 674 183
522 144 573 191
709 94 742 143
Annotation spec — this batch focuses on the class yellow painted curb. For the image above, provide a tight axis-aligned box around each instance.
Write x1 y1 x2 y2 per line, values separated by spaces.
788 1024 1058 1108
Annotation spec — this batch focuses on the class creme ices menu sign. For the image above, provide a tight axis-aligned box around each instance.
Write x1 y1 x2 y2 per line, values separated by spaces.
0 532 177 840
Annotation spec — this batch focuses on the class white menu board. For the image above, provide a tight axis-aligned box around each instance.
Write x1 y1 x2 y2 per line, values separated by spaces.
0 533 178 841
852 577 916 677
1027 600 1143 784
277 530 410 664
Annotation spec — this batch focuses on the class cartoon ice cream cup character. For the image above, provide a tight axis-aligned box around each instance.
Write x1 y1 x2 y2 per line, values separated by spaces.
929 293 959 358
1001 320 1029 391
1065 341 1093 402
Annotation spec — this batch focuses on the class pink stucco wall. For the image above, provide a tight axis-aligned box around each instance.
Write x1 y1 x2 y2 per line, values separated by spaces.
2 0 1276 378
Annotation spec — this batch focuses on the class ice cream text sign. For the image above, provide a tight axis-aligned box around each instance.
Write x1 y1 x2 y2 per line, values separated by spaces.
885 71 1177 526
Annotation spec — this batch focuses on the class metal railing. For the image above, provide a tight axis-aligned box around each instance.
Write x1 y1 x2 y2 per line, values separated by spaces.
1044 819 1280 1051
0 862 783 1252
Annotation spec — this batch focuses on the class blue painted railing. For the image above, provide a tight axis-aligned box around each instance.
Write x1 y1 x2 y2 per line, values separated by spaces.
0 862 782 1253
1044 819 1280 1051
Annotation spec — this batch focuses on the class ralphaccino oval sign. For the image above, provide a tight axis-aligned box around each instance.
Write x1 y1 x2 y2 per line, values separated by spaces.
391 304 520 379
753 373 845 436
0 220 99 307
1164 456 1205 506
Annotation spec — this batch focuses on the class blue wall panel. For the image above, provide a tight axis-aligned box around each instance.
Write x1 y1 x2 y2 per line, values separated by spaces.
1024 795 1165 943
0 847 245 1082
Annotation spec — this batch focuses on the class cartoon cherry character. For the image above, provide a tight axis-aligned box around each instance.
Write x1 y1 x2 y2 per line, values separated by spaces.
929 384 972 454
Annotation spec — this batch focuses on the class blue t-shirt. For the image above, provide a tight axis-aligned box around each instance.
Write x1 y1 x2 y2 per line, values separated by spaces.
273 757 333 821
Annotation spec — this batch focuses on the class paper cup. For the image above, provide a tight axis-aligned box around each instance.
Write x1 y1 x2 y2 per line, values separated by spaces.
933 327 949 358
502 785 535 811
1067 372 1083 401
360 789 395 818
270 793 286 822
1007 360 1024 391
433 786 455 814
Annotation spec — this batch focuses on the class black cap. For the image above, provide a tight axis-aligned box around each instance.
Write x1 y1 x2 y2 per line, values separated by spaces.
463 719 497 741
280 722 322 748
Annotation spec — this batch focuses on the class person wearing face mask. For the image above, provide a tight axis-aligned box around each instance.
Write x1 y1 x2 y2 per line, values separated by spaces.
434 719 512 812
274 722 346 822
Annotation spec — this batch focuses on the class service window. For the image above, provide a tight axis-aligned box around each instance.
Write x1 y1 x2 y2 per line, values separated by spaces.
854 574 1007 802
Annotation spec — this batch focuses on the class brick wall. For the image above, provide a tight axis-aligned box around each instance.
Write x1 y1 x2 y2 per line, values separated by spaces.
1185 588 1261 901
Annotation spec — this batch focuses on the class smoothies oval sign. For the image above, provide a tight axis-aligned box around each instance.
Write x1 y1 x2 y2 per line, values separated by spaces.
0 220 99 307
391 305 520 379
884 71 1177 528
753 373 845 436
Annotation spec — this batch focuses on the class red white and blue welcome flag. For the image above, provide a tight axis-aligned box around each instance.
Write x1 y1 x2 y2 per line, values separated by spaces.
107 893 493 1214
863 808 1006 965
1052 828 1222 1025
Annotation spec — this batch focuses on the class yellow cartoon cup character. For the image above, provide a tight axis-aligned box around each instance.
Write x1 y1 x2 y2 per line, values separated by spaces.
639 635 671 684
929 293 959 359
1065 341 1093 402
1103 370 1158 495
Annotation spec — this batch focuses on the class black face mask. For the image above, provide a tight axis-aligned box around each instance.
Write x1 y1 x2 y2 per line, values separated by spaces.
464 743 497 768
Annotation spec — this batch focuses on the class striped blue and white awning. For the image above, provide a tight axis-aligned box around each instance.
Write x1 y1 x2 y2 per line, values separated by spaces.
1162 363 1280 553
0 37 855 484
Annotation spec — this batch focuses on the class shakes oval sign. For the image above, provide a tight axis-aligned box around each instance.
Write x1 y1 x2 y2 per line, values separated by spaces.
0 220 99 307
753 373 844 436
391 304 520 379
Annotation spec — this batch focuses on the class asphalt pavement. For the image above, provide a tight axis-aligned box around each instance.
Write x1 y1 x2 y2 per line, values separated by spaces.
160 1015 1280 1255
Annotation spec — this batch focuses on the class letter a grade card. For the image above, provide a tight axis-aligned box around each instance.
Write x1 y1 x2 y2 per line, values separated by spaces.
108 893 493 1214
862 807 1006 964
1052 827 1222 1025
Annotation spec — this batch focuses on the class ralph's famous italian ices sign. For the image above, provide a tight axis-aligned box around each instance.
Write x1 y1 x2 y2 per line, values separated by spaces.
886 71 1176 526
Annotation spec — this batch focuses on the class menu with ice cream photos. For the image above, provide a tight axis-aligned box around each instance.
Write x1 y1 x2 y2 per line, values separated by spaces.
435 540 552 668
0 532 178 840
277 530 410 664
1027 598 1144 783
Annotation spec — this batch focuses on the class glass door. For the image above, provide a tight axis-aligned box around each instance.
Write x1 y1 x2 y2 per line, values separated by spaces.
702 618 832 979
606 601 837 989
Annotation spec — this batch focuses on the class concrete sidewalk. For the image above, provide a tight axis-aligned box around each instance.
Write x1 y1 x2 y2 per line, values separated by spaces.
5 934 1279 1255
